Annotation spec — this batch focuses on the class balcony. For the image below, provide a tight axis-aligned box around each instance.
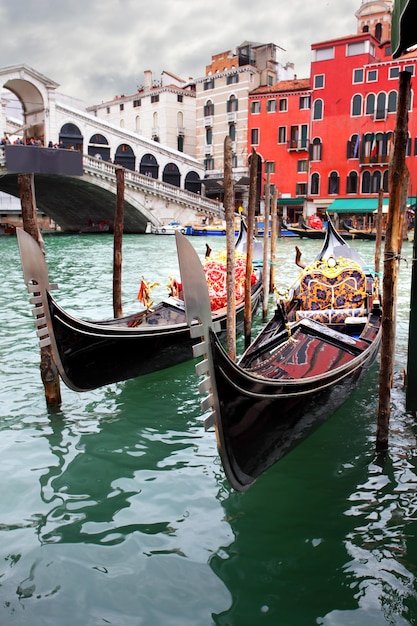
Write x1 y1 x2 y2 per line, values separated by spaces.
204 144 213 155
204 116 213 127
227 111 237 123
360 154 390 166
288 139 309 152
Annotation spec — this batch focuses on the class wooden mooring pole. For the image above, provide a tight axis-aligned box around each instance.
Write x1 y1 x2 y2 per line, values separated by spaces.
376 71 411 450
113 166 125 318
374 187 384 277
244 148 258 348
269 186 278 293
18 173 62 408
262 174 270 320
224 136 236 361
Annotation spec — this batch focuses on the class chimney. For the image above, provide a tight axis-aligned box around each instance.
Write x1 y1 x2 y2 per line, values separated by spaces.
144 70 152 90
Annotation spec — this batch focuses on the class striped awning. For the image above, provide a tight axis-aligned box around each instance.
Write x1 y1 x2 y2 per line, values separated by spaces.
392 0 417 59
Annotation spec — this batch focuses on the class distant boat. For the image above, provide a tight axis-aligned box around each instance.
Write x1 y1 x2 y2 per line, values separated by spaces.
150 220 187 235
176 219 382 491
79 219 110 233
17 219 262 391
185 218 240 236
0 222 16 236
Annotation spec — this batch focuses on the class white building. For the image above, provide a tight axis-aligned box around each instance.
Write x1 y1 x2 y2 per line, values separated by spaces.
87 70 197 158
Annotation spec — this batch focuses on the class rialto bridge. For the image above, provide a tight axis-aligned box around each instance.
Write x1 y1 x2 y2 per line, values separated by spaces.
0 64 223 232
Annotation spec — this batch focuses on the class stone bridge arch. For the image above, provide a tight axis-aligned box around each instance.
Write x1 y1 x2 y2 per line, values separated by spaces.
1 65 59 145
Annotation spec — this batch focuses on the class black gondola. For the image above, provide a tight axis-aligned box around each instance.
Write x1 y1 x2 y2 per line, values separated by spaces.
17 222 263 391
175 219 382 491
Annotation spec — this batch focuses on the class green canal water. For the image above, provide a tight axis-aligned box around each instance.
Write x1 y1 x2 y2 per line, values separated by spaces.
0 232 416 626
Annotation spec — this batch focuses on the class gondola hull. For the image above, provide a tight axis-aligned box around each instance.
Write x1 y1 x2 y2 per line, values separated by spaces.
46 287 262 391
208 311 381 490
175 219 382 491
17 225 262 392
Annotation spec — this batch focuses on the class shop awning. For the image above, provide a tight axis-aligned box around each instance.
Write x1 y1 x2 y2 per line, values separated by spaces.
278 197 305 206
392 0 417 59
327 198 389 214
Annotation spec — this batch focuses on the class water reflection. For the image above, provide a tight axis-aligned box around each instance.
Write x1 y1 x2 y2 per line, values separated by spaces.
209 373 417 626
1 235 416 624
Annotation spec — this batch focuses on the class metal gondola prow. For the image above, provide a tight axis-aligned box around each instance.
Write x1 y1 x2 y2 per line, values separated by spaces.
175 232 221 430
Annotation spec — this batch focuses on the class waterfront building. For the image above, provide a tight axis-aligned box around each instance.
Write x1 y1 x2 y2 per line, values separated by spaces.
86 70 197 158
248 0 417 224
195 42 295 206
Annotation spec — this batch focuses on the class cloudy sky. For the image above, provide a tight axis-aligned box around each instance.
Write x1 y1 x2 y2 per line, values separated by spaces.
1 0 360 106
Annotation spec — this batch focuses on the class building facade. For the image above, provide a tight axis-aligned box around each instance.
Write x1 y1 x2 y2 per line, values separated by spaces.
86 70 197 158
195 41 295 205
248 0 417 224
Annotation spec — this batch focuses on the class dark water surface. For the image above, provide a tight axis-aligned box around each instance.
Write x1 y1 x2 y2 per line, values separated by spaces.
0 233 416 626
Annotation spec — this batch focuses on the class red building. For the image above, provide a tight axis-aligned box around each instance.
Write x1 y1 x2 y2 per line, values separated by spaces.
248 0 417 226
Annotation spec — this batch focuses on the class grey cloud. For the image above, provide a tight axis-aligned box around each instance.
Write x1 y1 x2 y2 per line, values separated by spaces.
1 0 359 104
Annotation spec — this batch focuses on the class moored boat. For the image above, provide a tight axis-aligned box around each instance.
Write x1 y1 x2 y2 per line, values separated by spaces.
17 220 262 392
176 219 382 491
151 220 187 235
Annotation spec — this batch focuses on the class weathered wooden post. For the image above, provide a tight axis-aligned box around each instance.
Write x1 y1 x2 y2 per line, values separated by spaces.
244 149 258 348
262 174 270 320
374 187 384 277
269 186 278 293
19 173 62 408
377 71 411 450
113 166 125 318
224 136 236 360
406 212 417 414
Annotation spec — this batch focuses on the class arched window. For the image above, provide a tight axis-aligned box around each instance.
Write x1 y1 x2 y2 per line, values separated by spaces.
366 93 375 115
88 133 110 160
375 22 382 42
140 153 159 178
364 132 374 158
206 127 212 144
227 95 238 112
59 123 83 151
313 99 323 120
372 170 382 192
135 115 140 132
346 171 358 194
229 123 236 141
311 172 320 195
376 92 386 120
114 144 135 170
311 137 322 161
385 131 394 157
388 90 397 113
328 171 339 194
361 171 371 193
351 94 362 117
375 132 384 160
204 100 214 116
383 170 389 192
348 134 360 158
163 162 181 187
184 171 201 194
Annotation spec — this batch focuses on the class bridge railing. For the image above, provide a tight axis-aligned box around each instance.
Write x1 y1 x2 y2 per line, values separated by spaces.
83 154 225 218
0 147 225 219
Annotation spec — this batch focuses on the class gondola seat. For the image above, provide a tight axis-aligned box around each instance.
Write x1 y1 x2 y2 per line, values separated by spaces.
295 261 367 325
296 307 366 324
